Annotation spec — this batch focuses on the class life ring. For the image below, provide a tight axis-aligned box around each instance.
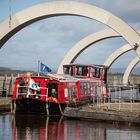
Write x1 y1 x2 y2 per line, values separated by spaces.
47 97 58 103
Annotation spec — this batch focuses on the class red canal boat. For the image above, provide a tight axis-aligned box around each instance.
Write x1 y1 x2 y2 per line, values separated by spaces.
12 64 108 115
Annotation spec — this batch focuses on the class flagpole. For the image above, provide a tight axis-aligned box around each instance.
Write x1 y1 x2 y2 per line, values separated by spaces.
38 60 40 76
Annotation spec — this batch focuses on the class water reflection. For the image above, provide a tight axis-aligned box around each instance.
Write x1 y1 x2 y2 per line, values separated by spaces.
12 115 49 140
0 114 140 140
12 115 66 140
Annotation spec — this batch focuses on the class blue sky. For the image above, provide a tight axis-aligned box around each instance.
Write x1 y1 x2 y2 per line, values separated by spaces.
0 0 140 73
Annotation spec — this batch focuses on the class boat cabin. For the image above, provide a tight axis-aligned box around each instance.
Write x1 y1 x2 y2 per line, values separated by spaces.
63 64 108 83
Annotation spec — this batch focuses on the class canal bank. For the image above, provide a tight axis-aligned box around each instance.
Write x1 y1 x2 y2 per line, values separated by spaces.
0 97 11 112
64 103 140 125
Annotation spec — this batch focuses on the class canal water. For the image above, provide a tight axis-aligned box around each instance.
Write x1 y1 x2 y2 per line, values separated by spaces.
0 113 140 140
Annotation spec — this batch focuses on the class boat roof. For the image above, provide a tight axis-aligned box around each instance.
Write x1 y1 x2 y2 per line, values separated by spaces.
16 72 103 83
16 73 78 82
46 73 78 82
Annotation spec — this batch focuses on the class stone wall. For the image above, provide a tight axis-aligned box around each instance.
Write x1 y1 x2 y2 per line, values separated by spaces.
0 74 16 96
108 74 140 85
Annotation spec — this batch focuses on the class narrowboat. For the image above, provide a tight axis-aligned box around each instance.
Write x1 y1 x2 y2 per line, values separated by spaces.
12 64 108 115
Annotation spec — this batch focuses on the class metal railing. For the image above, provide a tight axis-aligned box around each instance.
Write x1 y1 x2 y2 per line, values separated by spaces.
16 86 48 100
0 88 8 97
91 84 140 112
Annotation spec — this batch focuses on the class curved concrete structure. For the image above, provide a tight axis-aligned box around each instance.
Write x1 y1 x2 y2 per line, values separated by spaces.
58 27 139 84
58 28 140 74
0 1 140 54
1 1 140 79
104 32 140 84
57 28 120 73
123 56 140 85
104 44 139 85
104 44 132 67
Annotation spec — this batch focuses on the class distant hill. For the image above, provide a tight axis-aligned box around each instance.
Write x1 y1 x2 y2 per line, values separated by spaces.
0 67 12 71
0 67 33 76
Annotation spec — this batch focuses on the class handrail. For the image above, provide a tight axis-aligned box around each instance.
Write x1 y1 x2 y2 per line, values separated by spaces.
16 85 48 98
17 85 47 89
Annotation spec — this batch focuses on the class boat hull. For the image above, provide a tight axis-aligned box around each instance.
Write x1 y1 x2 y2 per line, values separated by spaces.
13 98 66 116
12 97 92 115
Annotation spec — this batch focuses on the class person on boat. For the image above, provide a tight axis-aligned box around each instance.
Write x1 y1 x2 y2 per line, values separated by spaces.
27 77 40 98
47 88 58 103
51 88 57 98
18 77 28 94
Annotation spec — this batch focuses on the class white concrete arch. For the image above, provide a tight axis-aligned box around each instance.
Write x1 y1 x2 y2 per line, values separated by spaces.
104 31 140 67
0 1 140 55
123 56 140 85
57 28 120 73
104 44 133 67
58 28 139 85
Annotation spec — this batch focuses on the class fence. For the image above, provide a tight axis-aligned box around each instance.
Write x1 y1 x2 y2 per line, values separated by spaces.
0 73 16 97
91 84 140 112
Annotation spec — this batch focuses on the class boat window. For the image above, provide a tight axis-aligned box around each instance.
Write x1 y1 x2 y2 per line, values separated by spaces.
63 66 70 74
72 87 77 98
83 83 87 94
63 66 73 76
80 82 88 95
90 67 96 77
76 66 88 76
70 66 74 76
67 86 77 99
96 68 100 78
82 66 88 76
76 66 82 76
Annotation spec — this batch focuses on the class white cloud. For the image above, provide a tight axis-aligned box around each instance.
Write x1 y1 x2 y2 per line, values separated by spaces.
0 0 140 71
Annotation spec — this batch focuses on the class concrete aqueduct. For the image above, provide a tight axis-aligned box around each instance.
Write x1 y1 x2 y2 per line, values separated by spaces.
0 1 140 84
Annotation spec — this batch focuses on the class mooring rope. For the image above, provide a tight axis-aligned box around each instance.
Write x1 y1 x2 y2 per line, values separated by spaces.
58 102 64 116
46 102 49 116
